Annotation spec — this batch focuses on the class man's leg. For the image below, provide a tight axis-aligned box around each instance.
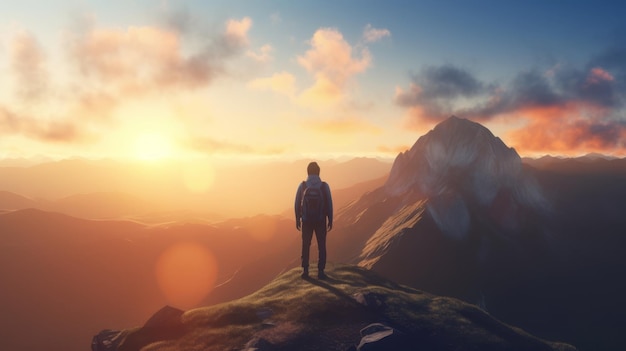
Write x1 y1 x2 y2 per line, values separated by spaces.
314 221 328 278
301 223 314 278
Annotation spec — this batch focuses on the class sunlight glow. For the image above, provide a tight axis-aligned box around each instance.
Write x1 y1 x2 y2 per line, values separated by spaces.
134 132 174 160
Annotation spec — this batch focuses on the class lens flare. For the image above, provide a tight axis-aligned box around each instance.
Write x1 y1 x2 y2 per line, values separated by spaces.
155 242 218 309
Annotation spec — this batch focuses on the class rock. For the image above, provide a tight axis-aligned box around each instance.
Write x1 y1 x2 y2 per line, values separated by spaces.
116 306 186 351
357 323 412 351
353 291 387 310
91 329 125 351
143 305 184 329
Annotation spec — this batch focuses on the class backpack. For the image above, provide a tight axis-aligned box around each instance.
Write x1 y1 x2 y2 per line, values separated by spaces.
300 181 327 223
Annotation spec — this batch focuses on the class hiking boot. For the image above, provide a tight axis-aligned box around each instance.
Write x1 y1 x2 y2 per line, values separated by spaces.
318 271 328 280
301 268 309 279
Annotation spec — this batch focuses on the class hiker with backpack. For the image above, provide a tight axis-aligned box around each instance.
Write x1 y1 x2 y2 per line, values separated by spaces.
295 162 333 279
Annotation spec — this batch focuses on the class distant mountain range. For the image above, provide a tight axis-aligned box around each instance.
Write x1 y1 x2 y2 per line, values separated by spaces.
0 157 392 220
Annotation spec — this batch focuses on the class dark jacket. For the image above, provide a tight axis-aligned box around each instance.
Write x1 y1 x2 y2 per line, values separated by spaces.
294 175 333 224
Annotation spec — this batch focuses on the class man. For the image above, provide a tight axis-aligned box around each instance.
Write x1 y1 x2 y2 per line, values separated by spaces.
295 161 333 279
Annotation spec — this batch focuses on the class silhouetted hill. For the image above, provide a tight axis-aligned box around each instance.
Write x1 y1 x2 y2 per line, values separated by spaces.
0 191 38 210
94 265 576 351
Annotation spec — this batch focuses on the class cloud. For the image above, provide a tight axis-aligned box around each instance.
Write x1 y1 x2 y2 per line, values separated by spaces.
247 71 296 97
395 53 626 154
303 116 382 135
225 17 252 47
0 14 254 144
395 64 488 121
65 17 252 94
297 28 371 106
0 106 82 142
362 24 391 43
187 136 285 155
507 108 626 153
247 25 385 116
247 44 273 63
9 30 49 101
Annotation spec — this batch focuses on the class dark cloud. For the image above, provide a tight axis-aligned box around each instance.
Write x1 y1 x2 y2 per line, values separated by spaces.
419 65 486 99
396 48 626 153
511 70 562 107
395 65 488 121
397 52 626 120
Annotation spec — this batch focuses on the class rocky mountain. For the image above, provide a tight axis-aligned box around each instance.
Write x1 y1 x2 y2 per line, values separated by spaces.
331 117 552 293
384 116 547 239
93 265 576 351
324 116 625 351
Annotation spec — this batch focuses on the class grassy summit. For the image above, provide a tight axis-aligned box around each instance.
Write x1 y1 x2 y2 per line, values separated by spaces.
114 265 576 351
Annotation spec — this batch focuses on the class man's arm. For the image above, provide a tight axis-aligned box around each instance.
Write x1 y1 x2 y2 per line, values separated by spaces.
294 182 304 231
324 182 333 231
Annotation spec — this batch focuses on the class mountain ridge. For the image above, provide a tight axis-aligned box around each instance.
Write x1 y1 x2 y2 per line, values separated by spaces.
94 265 576 351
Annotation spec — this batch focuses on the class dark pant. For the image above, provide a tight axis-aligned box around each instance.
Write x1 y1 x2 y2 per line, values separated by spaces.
301 221 327 271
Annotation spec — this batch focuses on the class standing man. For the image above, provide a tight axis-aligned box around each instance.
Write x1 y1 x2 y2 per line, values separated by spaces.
295 161 333 279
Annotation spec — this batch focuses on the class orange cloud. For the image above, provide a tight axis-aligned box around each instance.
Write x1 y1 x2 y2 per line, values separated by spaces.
586 67 614 85
297 28 371 106
506 102 626 155
304 116 382 135
225 17 252 46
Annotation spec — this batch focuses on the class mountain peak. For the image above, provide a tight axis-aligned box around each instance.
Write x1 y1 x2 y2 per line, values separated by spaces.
385 116 519 197
384 116 546 239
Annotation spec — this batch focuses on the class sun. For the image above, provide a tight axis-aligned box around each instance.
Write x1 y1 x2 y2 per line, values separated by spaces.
133 132 175 161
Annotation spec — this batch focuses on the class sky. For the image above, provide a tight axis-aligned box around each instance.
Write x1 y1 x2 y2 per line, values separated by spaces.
1 0 626 163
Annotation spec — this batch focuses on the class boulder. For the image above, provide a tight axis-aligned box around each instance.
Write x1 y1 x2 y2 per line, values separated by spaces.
357 323 413 351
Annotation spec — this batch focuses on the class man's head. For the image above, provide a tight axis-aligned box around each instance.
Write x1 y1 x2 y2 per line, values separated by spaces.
307 161 320 176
